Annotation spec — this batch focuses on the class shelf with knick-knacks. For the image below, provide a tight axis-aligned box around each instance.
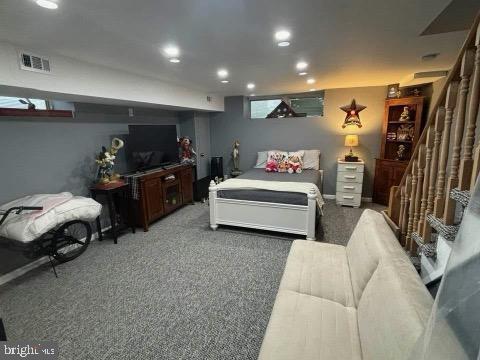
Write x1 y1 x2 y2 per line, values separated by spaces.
380 97 424 162
373 96 425 205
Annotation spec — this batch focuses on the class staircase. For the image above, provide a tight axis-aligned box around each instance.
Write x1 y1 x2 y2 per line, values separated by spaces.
386 13 480 268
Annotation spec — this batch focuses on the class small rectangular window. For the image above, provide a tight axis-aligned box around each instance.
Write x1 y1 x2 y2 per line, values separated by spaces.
291 96 324 117
250 99 282 118
0 96 47 110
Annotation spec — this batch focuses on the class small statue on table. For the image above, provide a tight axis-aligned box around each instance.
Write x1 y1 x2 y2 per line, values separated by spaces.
95 138 124 185
231 140 243 177
178 136 197 165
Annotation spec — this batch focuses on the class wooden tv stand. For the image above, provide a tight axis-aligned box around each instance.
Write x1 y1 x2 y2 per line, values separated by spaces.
132 164 194 231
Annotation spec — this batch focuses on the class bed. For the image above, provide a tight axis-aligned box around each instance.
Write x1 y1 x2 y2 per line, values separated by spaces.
209 168 324 240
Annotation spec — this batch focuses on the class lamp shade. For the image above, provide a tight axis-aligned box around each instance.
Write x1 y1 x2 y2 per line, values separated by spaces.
345 134 359 147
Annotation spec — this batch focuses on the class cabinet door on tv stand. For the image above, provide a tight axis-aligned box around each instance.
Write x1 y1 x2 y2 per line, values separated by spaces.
144 178 164 221
181 167 194 204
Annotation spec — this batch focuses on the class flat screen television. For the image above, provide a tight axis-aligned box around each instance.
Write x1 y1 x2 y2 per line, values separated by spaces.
126 125 179 172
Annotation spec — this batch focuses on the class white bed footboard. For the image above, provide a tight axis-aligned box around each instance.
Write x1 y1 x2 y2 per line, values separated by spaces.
209 181 317 240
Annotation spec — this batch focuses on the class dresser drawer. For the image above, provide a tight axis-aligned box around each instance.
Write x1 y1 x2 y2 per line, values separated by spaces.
336 192 361 207
337 163 364 173
336 182 362 194
337 171 364 184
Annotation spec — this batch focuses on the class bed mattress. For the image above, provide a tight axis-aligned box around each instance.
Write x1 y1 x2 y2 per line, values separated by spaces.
217 169 322 206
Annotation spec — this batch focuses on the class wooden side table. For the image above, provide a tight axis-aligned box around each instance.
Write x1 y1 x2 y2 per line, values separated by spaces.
90 182 135 244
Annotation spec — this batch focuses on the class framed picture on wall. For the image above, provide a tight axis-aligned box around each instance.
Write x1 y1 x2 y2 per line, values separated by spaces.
386 84 400 99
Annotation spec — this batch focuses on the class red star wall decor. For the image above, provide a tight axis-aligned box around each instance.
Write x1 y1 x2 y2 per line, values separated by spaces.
340 99 366 128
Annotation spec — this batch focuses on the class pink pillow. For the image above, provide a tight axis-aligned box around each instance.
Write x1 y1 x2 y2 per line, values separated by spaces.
265 151 288 172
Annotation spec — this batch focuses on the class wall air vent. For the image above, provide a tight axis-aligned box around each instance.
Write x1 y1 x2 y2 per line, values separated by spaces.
19 52 51 74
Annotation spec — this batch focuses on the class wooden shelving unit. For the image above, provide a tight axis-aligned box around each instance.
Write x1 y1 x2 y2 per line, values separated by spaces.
373 97 425 205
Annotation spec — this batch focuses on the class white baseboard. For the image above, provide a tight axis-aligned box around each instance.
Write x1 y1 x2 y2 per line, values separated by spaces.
0 227 107 287
323 194 372 203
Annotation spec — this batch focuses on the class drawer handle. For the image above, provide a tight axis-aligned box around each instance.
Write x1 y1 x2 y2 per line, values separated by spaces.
345 166 357 170
343 186 355 190
344 175 356 179
343 195 355 200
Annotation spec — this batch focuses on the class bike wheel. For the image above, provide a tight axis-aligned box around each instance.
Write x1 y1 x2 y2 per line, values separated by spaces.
52 220 91 263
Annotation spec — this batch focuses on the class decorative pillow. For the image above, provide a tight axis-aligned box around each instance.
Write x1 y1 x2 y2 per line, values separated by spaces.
287 151 304 174
255 150 281 168
300 149 321 170
265 151 288 172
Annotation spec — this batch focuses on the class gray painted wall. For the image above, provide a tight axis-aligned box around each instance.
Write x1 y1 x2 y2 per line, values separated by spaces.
0 103 179 275
210 86 388 197
179 111 211 179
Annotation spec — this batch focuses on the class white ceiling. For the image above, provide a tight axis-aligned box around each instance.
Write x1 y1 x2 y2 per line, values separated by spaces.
0 0 472 97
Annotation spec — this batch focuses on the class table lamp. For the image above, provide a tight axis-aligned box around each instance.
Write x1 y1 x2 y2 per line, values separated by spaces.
344 134 359 162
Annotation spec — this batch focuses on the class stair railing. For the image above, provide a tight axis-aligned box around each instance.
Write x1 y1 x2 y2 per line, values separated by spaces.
389 12 480 252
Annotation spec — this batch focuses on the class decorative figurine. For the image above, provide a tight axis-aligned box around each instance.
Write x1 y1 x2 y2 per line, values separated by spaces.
396 144 406 160
178 136 197 165
399 106 410 122
397 124 413 141
231 140 243 177
340 99 366 128
95 138 124 184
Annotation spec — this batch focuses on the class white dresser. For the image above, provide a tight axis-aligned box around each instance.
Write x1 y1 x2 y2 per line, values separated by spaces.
336 159 365 208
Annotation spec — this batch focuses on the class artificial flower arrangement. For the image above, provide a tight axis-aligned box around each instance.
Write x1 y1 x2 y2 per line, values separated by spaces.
95 138 124 184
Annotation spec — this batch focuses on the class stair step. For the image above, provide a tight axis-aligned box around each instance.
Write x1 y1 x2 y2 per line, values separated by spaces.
450 188 471 208
412 232 437 258
426 214 459 241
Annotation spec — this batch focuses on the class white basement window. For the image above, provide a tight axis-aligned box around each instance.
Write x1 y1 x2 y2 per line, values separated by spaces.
0 96 48 110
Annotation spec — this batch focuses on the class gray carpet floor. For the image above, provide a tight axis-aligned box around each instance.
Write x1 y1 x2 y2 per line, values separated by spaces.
0 200 384 360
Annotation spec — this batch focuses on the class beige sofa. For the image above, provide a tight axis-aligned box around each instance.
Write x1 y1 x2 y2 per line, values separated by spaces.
258 209 433 360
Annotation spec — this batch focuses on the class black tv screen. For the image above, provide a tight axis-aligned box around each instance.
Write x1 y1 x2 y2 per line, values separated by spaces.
126 125 179 172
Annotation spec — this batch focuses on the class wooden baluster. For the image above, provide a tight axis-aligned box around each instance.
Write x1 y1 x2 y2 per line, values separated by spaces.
434 82 459 218
459 24 480 190
471 145 480 189
401 175 412 247
399 185 406 237
411 146 426 252
418 129 434 237
406 161 418 251
444 49 475 224
423 107 446 241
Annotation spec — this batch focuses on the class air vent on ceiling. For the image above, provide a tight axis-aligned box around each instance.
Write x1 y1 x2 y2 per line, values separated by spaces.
19 52 51 74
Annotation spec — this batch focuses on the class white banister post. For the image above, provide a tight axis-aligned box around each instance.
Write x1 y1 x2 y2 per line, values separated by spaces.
306 188 317 241
209 180 218 230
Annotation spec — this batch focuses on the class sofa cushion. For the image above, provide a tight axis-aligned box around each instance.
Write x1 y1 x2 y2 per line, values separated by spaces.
279 240 355 307
357 260 433 360
346 209 408 306
258 290 361 360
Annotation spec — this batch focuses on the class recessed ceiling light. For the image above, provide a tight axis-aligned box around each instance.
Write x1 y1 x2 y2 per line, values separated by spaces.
221 80 229 84
277 41 290 47
298 72 308 76
250 94 255 97
309 88 316 92
163 45 180 57
169 58 180 63
307 78 316 84
296 61 308 70
247 83 255 90
36 0 58 9
217 69 229 78
275 30 291 41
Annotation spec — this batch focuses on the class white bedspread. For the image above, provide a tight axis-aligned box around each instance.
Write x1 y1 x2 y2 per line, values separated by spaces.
215 179 324 209
0 192 102 243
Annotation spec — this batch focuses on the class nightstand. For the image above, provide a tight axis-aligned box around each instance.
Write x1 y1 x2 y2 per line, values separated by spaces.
336 159 365 208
